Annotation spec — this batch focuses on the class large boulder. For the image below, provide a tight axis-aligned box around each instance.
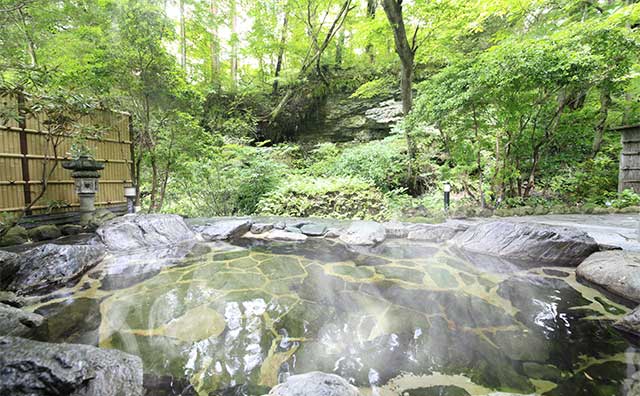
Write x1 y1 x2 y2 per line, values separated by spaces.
452 221 599 266
97 214 196 251
0 336 143 396
407 223 469 243
577 251 640 303
0 303 44 337
200 219 252 241
4 244 105 295
266 372 359 396
339 221 386 246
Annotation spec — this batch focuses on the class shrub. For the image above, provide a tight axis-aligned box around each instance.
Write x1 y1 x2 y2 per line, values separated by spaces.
547 154 618 205
611 189 640 209
163 143 287 217
257 175 388 220
309 135 408 192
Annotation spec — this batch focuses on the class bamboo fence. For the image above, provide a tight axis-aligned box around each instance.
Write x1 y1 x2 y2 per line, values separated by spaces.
0 92 134 215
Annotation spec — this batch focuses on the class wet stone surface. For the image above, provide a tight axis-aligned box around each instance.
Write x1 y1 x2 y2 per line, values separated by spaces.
25 237 640 396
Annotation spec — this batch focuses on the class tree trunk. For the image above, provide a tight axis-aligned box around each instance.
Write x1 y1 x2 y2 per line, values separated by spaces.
273 11 288 95
592 86 611 157
381 0 417 188
382 0 415 113
18 8 38 66
365 0 376 63
335 31 345 66
179 0 187 70
210 0 220 89
230 0 238 90
473 106 485 208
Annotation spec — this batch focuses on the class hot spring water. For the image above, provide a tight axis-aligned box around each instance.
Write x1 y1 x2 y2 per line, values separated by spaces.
26 238 640 395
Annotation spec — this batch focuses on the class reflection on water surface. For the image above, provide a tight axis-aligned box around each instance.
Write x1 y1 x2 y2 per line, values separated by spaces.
29 238 640 395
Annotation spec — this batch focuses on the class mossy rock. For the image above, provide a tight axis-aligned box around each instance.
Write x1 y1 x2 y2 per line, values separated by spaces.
549 205 572 214
494 208 515 217
27 225 61 242
474 208 494 218
591 206 611 215
618 206 640 214
533 206 550 215
60 224 84 236
511 206 534 216
0 226 28 247
450 206 475 219
86 208 117 229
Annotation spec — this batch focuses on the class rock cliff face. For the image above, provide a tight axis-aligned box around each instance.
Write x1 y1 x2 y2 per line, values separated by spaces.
296 93 403 144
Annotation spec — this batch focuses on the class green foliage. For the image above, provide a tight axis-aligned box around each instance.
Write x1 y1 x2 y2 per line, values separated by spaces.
257 175 389 220
1 0 639 219
350 77 395 100
547 153 619 205
163 140 286 217
308 135 409 192
611 189 640 209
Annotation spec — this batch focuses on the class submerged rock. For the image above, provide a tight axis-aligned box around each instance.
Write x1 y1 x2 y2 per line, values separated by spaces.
339 221 386 246
577 250 640 303
0 291 25 307
97 214 196 250
452 221 599 266
0 303 44 337
266 372 359 396
5 244 105 295
0 336 143 396
615 305 640 336
200 219 252 241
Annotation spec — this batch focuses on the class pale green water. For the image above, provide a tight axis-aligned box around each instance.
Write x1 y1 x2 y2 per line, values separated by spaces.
29 238 640 396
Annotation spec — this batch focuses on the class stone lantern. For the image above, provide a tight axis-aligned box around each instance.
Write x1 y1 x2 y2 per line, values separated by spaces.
62 155 105 224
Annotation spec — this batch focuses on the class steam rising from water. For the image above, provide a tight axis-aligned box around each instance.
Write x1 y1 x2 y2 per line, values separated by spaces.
31 238 639 396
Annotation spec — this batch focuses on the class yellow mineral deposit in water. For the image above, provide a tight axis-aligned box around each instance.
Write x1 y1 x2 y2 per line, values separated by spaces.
28 238 639 396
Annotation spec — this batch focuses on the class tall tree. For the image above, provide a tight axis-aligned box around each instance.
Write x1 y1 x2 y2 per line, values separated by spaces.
273 4 288 95
381 0 419 186
381 0 417 115
365 0 377 63
179 0 187 70
209 0 220 88
230 0 238 90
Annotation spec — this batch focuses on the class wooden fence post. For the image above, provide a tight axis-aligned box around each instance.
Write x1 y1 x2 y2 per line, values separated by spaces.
17 92 32 215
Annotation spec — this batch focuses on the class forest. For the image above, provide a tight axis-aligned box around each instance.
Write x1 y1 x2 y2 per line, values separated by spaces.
1 0 639 222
